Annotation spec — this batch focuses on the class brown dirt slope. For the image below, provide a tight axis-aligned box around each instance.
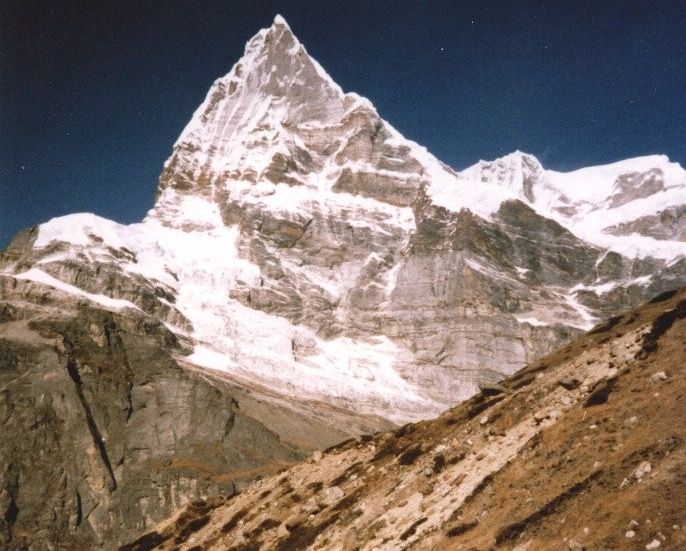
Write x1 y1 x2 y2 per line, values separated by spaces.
122 287 686 551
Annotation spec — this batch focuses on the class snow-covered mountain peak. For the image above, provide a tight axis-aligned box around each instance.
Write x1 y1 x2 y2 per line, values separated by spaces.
457 150 544 202
174 15 348 146
456 151 685 208
148 16 381 227
271 14 290 28
147 17 440 233
8 17 684 427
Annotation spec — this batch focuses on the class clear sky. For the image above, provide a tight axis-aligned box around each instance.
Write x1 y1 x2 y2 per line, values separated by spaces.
2 0 685 247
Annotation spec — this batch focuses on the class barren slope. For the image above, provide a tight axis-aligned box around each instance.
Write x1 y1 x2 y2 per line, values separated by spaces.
125 287 686 551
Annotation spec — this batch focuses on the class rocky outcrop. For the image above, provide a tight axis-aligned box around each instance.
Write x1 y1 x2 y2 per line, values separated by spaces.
607 168 666 208
131 287 686 551
604 204 686 241
0 279 387 550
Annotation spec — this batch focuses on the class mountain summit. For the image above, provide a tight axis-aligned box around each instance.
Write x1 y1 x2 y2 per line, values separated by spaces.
152 14 350 216
1 17 685 548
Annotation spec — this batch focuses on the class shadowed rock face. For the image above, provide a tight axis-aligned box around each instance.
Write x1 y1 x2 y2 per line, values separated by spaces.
0 278 390 550
0 285 301 549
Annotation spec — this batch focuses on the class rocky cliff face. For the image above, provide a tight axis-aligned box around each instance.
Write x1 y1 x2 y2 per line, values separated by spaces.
0 277 388 549
125 287 686 551
1 14 686 550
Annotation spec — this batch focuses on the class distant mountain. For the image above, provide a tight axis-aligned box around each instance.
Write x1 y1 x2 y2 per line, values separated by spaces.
1 15 685 549
122 287 686 551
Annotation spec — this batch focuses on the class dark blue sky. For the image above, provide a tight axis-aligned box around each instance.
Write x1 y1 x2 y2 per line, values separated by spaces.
2 0 685 247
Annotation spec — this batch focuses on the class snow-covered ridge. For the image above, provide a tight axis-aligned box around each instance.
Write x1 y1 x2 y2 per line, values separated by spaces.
15 267 141 312
432 151 686 260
